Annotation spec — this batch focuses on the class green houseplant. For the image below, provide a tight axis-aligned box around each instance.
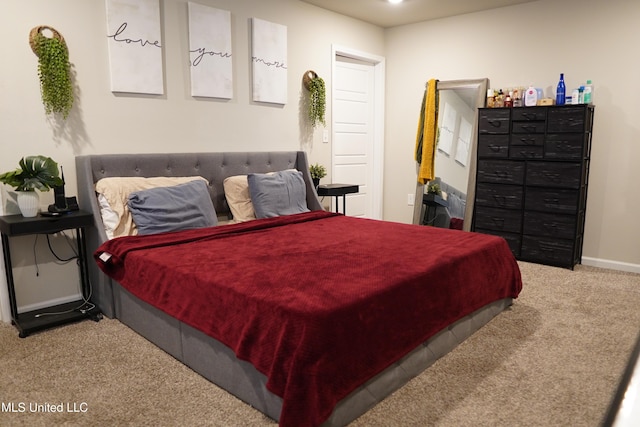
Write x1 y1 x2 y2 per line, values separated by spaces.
309 163 327 188
0 155 63 217
303 71 326 128
29 26 74 119
426 182 441 196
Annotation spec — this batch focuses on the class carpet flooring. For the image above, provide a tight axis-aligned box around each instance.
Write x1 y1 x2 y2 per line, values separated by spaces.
1 261 639 426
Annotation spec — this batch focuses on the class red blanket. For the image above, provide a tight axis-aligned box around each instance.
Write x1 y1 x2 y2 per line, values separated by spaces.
95 211 522 426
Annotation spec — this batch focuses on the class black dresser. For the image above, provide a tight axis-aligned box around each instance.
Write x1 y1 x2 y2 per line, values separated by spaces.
472 105 594 268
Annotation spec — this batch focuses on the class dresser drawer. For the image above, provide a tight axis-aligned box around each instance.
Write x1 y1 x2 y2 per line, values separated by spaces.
479 109 510 134
474 228 521 257
525 187 579 214
478 135 509 158
474 206 522 233
512 121 546 134
523 211 576 240
521 235 575 267
510 134 544 159
511 107 546 121
511 134 545 146
475 183 523 209
477 160 525 184
545 134 588 160
547 107 587 133
526 162 583 189
509 146 543 159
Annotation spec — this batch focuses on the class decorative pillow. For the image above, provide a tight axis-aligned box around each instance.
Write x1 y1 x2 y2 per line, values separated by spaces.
223 175 256 223
95 176 208 239
127 180 217 235
223 169 298 223
247 170 310 218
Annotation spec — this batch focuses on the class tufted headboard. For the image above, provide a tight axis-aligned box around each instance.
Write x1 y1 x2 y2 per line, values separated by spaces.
75 151 323 317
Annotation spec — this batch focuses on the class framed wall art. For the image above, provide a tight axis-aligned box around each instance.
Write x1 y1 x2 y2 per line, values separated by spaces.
105 0 164 95
188 3 232 99
251 18 287 105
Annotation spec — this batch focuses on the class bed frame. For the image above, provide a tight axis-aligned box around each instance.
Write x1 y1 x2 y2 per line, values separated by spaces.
76 151 513 426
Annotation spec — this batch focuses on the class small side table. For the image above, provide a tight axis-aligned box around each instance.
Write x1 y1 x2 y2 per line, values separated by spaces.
0 210 102 337
422 193 448 226
317 184 359 215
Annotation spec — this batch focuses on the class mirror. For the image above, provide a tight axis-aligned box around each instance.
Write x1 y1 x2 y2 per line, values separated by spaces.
413 78 489 231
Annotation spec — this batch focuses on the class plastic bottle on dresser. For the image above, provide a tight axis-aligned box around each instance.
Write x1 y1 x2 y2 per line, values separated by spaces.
578 86 585 104
583 80 593 104
556 73 566 105
524 84 538 107
504 91 513 108
487 89 495 108
571 88 580 105
495 89 505 108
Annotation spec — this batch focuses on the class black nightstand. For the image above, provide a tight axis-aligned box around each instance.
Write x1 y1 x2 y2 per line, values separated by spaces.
422 193 448 226
317 184 359 215
0 210 101 337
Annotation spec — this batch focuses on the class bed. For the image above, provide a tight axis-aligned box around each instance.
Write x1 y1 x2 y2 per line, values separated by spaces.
75 151 522 426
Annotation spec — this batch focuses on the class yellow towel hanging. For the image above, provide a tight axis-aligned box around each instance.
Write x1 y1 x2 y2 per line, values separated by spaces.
414 78 439 184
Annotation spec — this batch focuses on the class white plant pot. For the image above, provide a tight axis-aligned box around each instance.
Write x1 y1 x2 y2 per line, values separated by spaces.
16 191 39 217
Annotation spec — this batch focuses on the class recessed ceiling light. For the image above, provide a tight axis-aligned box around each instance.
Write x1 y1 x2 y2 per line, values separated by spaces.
388 0 403 4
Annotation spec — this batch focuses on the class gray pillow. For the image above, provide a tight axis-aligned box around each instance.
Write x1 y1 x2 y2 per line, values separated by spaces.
247 170 310 218
447 192 466 219
128 180 217 235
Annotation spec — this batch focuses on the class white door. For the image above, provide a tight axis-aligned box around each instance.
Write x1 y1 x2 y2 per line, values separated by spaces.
332 56 377 218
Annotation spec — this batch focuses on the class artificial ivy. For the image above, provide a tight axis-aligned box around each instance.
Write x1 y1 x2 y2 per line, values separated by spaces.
33 33 74 119
308 76 326 128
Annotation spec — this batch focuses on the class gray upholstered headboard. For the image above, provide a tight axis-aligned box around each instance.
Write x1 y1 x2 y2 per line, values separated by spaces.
75 151 322 318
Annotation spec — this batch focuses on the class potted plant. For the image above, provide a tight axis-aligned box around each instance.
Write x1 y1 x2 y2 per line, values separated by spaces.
309 163 327 188
303 70 326 128
0 156 64 217
29 26 74 119
426 182 441 195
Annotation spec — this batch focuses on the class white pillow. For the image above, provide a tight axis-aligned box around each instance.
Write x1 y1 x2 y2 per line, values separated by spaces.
223 175 256 223
95 176 209 239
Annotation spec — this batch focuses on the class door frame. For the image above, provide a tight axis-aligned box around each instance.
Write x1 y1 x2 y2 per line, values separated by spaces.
331 44 385 220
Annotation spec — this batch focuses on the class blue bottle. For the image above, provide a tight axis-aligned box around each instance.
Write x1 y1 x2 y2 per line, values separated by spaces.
556 73 566 105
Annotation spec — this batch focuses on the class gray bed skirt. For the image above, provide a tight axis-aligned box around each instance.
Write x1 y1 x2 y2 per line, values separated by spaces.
114 281 512 425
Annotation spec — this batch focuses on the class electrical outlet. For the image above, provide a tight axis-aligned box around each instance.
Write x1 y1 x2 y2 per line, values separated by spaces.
407 194 414 206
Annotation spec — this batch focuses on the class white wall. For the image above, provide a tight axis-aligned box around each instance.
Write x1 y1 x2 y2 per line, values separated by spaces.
0 0 384 317
384 0 640 270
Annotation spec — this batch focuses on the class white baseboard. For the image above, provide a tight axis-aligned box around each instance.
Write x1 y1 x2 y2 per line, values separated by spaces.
17 293 84 314
581 257 640 274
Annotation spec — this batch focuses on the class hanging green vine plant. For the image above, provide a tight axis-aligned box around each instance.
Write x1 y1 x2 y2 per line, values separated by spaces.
303 70 326 128
29 26 74 119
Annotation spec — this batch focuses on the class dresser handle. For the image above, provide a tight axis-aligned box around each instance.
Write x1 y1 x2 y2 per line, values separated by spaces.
491 217 505 228
517 151 536 158
489 144 501 152
544 172 561 181
492 195 506 206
